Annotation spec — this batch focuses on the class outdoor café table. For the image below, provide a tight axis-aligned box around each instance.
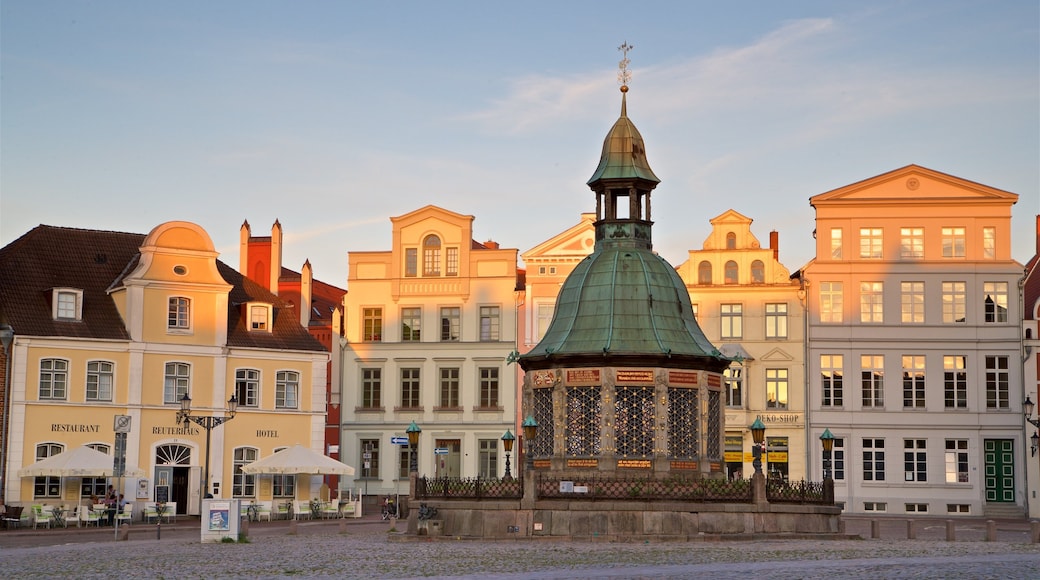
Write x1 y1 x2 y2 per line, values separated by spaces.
51 507 68 528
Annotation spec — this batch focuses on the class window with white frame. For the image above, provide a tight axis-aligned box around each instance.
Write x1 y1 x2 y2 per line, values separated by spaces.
400 368 421 409
942 282 966 323
439 368 460 408
402 307 422 341
941 227 965 258
721 304 742 339
765 303 787 339
34 443 64 498
820 354 843 407
831 437 845 480
983 282 1008 323
86 360 114 401
423 235 441 276
859 281 883 323
943 355 967 409
479 367 500 408
446 247 459 277
361 368 382 408
536 304 554 340
901 281 925 323
766 368 788 409
440 307 460 341
479 306 500 341
271 446 296 497
820 282 843 323
982 226 996 259
860 355 884 408
900 227 924 259
54 288 83 321
901 355 925 408
363 307 383 341
985 355 1009 409
945 439 968 483
478 439 498 479
233 448 257 497
249 304 270 331
724 365 742 408
81 443 110 497
168 297 191 330
164 362 190 404
830 228 842 260
360 439 379 479
863 438 885 481
859 227 883 259
405 248 417 277
275 370 299 409
904 439 927 482
236 368 259 407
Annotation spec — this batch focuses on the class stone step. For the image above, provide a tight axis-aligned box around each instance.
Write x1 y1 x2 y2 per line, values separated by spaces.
982 503 1026 519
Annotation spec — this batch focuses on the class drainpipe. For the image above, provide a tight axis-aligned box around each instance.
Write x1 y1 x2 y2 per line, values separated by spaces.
0 325 14 505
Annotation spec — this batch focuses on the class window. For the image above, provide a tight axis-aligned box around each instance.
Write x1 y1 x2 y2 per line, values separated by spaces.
983 282 1008 323
820 282 843 323
830 228 843 260
766 368 788 409
34 443 64 497
446 247 459 276
478 439 498 479
536 304 554 340
820 355 843 408
983 226 995 259
398 445 410 479
85 360 113 401
363 308 383 341
233 448 257 497
724 261 738 284
832 438 845 481
943 356 967 409
902 356 925 409
905 503 928 513
479 367 500 408
900 227 924 259
941 227 965 258
904 439 927 482
39 358 69 400
721 304 742 339
750 260 765 284
941 282 966 323
440 307 460 341
901 282 925 323
236 368 259 407
859 227 883 259
164 362 190 404
945 440 968 483
725 232 736 249
401 307 422 341
863 438 885 481
724 365 742 407
985 355 1009 409
275 370 299 409
479 306 500 341
81 443 110 498
697 261 712 284
439 368 460 408
54 289 82 320
360 439 379 479
765 303 787 339
249 305 269 331
859 282 883 323
361 368 382 408
400 368 421 409
272 447 296 497
168 297 191 329
864 502 887 512
947 504 970 514
405 248 417 277
423 235 441 276
860 355 884 408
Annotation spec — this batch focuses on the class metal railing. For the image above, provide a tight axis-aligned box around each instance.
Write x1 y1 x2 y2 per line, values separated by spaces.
765 479 830 504
415 476 523 499
537 474 754 502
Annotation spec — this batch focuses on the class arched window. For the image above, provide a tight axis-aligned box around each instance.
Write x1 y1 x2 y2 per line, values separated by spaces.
34 443 64 498
272 446 296 498
697 261 712 285
726 232 736 249
82 444 110 498
724 261 739 284
751 260 765 284
423 235 441 276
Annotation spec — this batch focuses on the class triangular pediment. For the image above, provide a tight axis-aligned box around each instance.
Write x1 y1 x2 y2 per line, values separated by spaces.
759 347 794 362
522 213 596 263
811 165 1019 206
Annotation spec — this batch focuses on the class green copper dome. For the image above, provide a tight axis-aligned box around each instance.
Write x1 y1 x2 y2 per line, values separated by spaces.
587 91 660 185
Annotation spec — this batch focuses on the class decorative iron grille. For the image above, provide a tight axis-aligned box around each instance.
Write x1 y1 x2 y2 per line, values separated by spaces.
766 479 830 504
416 476 523 499
667 387 698 458
537 474 752 503
531 387 554 457
566 386 602 456
615 386 654 458
707 389 722 458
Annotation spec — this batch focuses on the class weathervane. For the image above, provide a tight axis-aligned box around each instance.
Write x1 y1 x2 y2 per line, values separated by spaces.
617 41 633 89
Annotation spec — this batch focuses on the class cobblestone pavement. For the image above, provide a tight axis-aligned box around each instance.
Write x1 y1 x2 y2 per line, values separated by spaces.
1 517 1039 579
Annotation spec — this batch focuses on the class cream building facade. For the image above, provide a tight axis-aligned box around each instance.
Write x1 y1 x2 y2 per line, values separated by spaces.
798 165 1025 517
0 222 328 517
337 206 520 495
676 210 806 481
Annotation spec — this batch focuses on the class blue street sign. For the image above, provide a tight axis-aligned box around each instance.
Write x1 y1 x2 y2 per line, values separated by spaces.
391 436 409 446
434 447 449 455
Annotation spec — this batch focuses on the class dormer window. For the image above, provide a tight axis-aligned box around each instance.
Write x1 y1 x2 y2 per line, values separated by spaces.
53 288 83 321
248 303 273 332
168 297 191 331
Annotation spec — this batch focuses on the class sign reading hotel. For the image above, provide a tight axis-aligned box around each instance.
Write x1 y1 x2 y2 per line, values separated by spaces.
565 369 600 385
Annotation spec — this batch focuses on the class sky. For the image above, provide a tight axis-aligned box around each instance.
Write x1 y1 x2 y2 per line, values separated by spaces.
2 1 1037 286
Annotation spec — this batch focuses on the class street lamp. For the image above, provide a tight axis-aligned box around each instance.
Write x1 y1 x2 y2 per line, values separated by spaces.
819 428 835 480
176 392 237 507
501 430 515 479
1024 397 1039 456
749 417 765 475
0 324 13 505
406 421 421 473
521 415 538 470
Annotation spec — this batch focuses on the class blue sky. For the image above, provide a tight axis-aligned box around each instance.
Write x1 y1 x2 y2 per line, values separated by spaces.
2 1 1037 284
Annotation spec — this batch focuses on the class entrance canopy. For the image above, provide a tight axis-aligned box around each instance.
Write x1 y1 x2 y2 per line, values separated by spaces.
19 445 144 478
241 444 355 476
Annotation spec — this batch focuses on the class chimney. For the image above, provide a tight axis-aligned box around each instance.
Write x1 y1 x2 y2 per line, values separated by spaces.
484 240 499 249
239 220 251 276
769 230 779 261
270 220 282 295
300 260 313 328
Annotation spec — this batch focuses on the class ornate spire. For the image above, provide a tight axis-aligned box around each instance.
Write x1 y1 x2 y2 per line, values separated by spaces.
617 41 632 116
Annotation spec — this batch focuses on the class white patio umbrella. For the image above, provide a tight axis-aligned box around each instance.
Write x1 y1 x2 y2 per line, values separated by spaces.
19 445 144 478
240 444 355 475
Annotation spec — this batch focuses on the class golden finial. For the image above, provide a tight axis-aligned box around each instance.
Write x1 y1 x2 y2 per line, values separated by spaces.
617 41 633 92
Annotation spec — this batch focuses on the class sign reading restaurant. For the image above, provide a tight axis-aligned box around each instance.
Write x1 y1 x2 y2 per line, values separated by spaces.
52 423 100 432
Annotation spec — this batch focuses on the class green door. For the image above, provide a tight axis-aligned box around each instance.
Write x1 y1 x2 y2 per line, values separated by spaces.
984 439 1014 502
